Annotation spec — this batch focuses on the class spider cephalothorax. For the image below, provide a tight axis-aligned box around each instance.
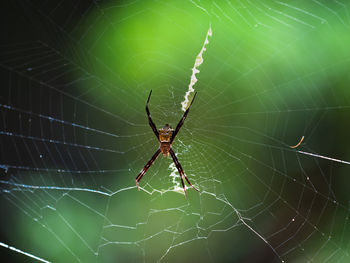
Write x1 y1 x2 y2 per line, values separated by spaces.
159 124 173 142
136 90 199 197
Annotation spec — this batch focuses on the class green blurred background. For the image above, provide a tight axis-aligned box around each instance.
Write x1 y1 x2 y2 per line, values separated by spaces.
1 0 350 262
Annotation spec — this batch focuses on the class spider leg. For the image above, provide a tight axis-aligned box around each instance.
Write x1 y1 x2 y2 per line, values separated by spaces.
179 169 187 198
171 92 197 143
169 149 200 196
136 148 161 190
146 90 159 140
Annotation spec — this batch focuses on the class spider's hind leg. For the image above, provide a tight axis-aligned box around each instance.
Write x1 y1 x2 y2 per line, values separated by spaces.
169 149 200 196
136 149 161 190
179 174 187 198
183 174 200 192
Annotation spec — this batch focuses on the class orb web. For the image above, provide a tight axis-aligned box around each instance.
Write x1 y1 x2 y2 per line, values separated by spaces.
1 1 350 262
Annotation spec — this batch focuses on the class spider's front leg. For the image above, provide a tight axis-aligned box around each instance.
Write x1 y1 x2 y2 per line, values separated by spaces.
171 92 197 143
136 148 161 190
146 90 159 140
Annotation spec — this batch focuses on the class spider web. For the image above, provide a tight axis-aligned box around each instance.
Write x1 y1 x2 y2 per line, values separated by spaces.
1 0 350 262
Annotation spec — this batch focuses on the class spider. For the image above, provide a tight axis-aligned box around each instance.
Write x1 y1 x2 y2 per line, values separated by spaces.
136 90 200 196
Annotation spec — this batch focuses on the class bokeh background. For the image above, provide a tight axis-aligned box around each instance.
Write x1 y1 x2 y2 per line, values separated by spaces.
1 0 350 262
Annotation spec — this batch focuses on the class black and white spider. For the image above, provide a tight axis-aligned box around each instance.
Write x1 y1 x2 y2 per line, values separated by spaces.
136 90 199 196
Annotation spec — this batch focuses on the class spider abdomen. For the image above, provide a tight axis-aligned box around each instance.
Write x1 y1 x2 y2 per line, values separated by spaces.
160 142 171 157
